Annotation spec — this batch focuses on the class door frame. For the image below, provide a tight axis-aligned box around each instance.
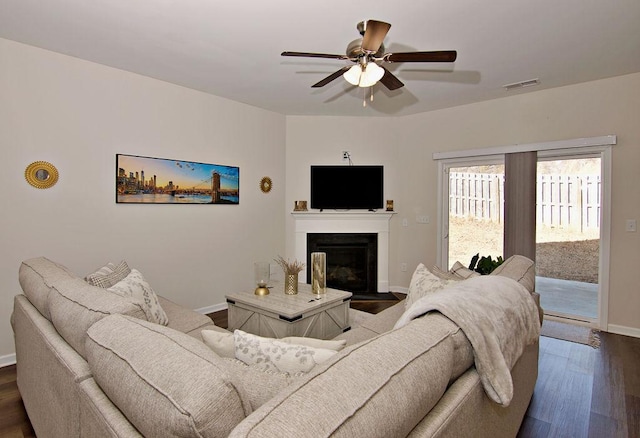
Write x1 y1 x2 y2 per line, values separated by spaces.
435 136 614 330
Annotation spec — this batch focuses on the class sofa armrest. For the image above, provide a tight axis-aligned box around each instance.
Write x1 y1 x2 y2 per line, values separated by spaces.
13 294 92 437
79 378 143 438
157 296 226 338
359 300 406 334
530 291 544 324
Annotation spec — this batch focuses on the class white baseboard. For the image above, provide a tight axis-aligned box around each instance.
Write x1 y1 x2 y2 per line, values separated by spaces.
607 324 640 339
390 286 408 295
0 353 16 368
195 302 228 315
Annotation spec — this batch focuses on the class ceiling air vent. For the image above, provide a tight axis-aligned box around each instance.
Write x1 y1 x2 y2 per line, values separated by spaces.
503 78 540 91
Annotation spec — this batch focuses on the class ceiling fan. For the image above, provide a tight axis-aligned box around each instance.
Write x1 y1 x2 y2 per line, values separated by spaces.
281 19 457 91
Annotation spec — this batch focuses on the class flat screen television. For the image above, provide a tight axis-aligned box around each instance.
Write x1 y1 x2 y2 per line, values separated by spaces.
310 165 384 210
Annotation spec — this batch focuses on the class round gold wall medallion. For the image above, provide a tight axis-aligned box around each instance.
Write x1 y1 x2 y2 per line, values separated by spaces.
25 161 59 189
260 176 273 193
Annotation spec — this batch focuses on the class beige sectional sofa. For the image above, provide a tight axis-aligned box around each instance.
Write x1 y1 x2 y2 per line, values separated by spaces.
11 256 541 437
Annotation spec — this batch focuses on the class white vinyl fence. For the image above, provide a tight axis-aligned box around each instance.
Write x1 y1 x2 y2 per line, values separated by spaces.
449 172 600 230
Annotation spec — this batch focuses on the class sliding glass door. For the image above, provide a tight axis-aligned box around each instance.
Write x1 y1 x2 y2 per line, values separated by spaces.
443 160 504 270
535 155 601 323
437 142 611 329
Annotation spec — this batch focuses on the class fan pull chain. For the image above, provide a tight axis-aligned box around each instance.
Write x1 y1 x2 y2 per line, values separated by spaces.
362 86 375 108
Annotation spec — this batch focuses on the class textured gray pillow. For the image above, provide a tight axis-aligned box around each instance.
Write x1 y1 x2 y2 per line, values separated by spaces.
86 260 131 288
449 261 481 279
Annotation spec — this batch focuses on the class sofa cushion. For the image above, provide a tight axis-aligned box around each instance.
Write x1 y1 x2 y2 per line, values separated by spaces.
360 301 406 334
404 264 458 310
332 326 381 346
234 330 337 374
85 314 251 438
222 358 304 411
157 296 220 337
490 255 536 292
334 302 406 347
19 257 77 321
47 276 148 358
107 269 168 325
228 314 457 438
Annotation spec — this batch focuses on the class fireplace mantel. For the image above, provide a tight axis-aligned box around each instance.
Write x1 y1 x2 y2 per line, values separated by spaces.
292 211 394 292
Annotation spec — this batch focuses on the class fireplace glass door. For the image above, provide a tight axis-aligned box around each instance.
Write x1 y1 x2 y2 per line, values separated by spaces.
306 233 377 293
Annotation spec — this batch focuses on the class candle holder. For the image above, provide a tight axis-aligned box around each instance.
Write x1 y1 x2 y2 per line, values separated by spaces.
254 262 270 296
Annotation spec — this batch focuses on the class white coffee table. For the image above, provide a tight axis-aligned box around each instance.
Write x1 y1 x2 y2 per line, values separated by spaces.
226 282 352 340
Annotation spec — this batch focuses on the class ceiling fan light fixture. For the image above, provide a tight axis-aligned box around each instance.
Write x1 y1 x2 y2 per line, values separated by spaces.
343 64 362 86
282 20 456 93
358 63 384 87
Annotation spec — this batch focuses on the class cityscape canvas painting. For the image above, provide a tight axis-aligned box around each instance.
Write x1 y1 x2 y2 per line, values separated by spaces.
116 154 239 204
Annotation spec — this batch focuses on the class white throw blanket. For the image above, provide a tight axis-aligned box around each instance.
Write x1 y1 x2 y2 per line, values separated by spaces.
394 275 540 406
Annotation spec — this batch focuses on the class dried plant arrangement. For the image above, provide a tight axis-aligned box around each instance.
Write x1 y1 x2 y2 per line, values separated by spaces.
274 255 305 274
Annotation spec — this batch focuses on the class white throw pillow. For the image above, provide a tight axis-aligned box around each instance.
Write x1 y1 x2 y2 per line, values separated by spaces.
278 337 346 351
404 263 458 310
233 330 337 374
108 269 169 325
202 330 236 357
202 330 346 359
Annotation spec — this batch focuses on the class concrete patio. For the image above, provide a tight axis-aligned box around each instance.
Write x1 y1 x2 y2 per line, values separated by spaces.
536 276 598 320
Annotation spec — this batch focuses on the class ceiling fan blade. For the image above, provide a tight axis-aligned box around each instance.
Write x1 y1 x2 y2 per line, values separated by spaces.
281 51 348 60
379 67 404 90
385 51 457 63
361 20 391 53
312 66 351 88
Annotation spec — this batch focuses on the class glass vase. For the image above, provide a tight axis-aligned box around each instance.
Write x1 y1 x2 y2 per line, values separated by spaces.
311 252 326 296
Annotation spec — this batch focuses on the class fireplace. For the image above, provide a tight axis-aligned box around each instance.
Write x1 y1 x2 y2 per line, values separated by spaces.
307 233 378 293
292 211 394 292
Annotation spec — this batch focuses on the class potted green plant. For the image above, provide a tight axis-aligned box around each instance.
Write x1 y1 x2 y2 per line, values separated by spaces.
468 253 504 275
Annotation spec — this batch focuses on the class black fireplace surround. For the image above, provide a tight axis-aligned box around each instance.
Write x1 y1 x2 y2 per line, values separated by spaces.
306 233 378 293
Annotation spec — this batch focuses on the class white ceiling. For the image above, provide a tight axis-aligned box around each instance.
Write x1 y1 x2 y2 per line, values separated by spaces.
1 0 639 117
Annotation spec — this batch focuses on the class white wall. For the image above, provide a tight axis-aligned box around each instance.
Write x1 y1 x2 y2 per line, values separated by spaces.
2 37 638 361
284 116 403 284
286 73 640 335
0 38 286 358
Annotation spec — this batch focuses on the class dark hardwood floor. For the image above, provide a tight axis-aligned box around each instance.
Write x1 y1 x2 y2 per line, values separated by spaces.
518 332 640 438
1 299 638 437
0 365 36 437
